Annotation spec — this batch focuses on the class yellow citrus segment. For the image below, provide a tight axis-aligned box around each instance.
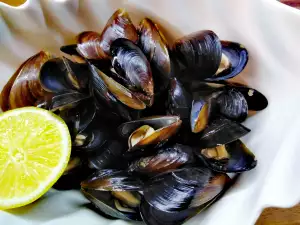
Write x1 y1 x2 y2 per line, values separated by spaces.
0 107 71 209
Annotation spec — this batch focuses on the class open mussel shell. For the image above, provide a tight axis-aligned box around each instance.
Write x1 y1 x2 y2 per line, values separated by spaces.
39 57 89 93
87 140 128 170
217 89 248 122
206 41 248 81
190 99 210 133
110 38 154 106
94 68 146 110
59 99 97 138
173 30 222 80
128 143 195 175
88 64 132 121
138 18 171 80
77 9 138 60
228 84 268 111
143 167 228 212
5 51 52 110
167 78 192 120
185 81 268 112
196 139 257 173
73 126 110 153
82 188 142 221
190 90 222 133
199 116 250 148
118 116 182 150
50 91 90 112
81 169 143 191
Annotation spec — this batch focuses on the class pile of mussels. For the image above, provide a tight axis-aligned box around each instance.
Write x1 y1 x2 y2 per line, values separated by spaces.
0 8 268 225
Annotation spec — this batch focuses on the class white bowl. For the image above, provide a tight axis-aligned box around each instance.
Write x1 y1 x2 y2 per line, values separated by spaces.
0 0 300 224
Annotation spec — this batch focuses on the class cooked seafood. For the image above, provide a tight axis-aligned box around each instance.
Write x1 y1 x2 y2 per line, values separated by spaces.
0 8 268 225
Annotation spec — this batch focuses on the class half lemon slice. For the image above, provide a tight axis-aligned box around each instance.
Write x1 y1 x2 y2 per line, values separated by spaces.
0 107 71 209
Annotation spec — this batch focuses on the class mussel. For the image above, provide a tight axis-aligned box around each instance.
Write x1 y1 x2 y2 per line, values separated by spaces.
59 99 97 140
81 169 143 191
82 188 142 221
81 169 143 220
128 143 195 175
40 57 90 93
173 30 222 80
138 18 172 92
216 88 248 122
88 63 133 121
38 57 92 111
0 51 52 111
118 116 182 151
199 116 250 148
77 9 138 60
0 8 269 225
167 78 192 120
110 38 154 106
138 18 171 78
93 67 146 110
228 83 268 111
206 41 249 81
87 140 128 170
195 139 257 173
143 167 228 212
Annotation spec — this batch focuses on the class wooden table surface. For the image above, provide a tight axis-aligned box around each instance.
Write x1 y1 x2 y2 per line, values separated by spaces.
1 0 300 224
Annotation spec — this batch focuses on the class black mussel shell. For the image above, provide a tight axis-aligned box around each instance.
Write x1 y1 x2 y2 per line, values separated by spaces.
128 143 195 175
217 89 248 122
110 38 154 106
60 44 80 57
199 116 250 148
190 99 210 134
50 91 90 112
39 57 89 93
82 189 142 221
143 167 227 212
228 84 268 111
73 129 110 153
138 18 171 79
94 68 146 110
190 91 221 133
184 81 268 112
118 116 182 150
40 58 75 93
73 113 117 152
138 18 171 92
173 30 222 80
87 140 128 170
60 44 86 64
206 41 248 81
119 116 181 138
88 63 132 121
140 198 198 225
77 9 138 60
59 98 96 139
167 78 192 120
196 139 257 173
81 169 143 191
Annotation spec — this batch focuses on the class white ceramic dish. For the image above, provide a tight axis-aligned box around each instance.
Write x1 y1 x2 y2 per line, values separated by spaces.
0 0 300 224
